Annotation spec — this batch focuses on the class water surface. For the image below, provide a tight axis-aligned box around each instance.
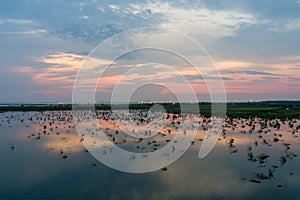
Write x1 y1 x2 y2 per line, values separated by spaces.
0 111 299 199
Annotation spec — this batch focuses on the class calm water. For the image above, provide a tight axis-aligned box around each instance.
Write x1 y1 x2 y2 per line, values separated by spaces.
0 111 299 199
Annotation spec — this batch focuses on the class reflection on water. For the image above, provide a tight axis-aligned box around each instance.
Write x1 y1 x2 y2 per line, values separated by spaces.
0 111 299 199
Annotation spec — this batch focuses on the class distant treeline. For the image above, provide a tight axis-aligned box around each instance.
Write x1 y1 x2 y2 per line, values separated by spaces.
0 101 299 119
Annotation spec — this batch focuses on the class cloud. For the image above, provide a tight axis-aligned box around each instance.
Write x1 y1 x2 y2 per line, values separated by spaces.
289 77 300 81
127 1 259 38
0 1 263 43
286 18 300 31
289 67 300 70
181 75 233 81
13 53 84 95
1 1 300 102
109 4 120 12
0 18 37 25
0 29 47 35
78 15 89 20
39 53 85 68
0 17 46 36
218 67 281 77
13 52 119 96
12 51 222 99
13 50 297 100
251 76 280 83
232 70 280 76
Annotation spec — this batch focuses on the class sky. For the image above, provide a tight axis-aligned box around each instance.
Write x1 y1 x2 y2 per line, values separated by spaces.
0 0 300 103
